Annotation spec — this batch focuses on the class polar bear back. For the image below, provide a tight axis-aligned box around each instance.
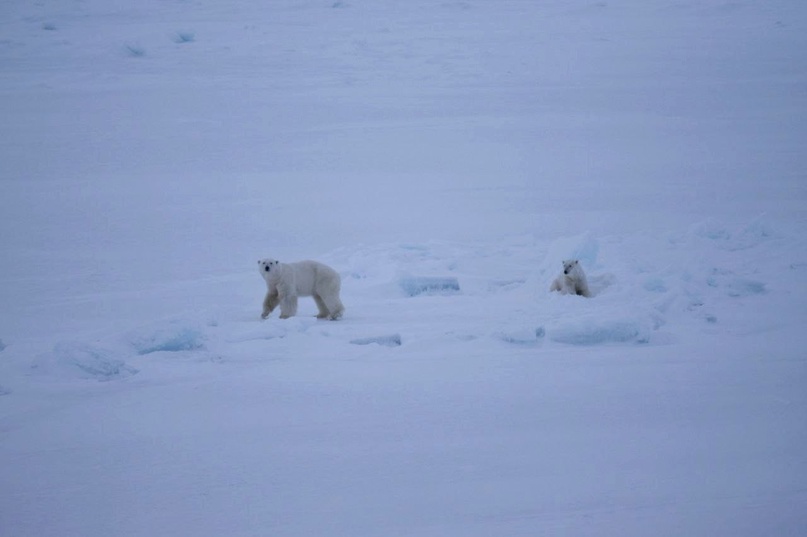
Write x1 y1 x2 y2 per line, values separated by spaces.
287 260 340 296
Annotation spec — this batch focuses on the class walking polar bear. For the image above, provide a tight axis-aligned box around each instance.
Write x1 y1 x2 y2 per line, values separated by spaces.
258 258 345 320
550 259 591 298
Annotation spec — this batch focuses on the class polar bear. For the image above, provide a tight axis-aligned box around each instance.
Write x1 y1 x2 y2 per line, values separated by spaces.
258 258 345 320
550 259 591 297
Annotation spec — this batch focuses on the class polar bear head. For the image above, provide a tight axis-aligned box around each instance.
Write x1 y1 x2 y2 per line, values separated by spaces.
562 259 581 276
258 258 280 280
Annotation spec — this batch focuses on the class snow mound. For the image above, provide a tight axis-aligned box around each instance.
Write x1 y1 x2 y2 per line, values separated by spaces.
129 322 206 355
540 232 599 275
33 342 138 381
349 334 402 347
587 273 617 297
400 276 460 297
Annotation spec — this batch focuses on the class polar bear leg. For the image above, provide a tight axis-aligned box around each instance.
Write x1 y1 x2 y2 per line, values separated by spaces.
262 288 279 319
576 283 592 298
313 294 330 319
551 277 572 295
279 295 298 319
311 268 344 320
321 294 344 320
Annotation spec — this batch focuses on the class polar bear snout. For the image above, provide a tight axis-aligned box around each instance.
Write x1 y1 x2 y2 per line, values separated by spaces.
264 265 271 272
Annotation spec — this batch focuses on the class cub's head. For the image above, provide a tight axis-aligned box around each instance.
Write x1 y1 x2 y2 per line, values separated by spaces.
562 259 580 275
258 258 280 279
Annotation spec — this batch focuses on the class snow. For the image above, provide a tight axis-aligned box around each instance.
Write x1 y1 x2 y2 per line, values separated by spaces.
1 1 807 535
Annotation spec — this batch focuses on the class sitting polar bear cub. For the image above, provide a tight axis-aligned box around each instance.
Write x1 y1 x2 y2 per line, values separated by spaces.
550 259 591 298
258 258 345 320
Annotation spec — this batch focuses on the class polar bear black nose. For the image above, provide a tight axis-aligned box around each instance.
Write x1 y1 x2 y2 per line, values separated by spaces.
264 266 270 272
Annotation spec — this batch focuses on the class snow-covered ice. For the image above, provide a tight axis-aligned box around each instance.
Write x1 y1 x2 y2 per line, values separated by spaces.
1 1 806 536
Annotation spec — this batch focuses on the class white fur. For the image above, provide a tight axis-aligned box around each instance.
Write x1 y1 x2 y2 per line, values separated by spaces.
550 259 591 298
258 258 345 320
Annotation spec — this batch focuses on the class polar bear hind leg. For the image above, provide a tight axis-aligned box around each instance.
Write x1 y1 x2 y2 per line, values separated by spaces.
313 268 344 320
323 295 345 320
313 294 331 319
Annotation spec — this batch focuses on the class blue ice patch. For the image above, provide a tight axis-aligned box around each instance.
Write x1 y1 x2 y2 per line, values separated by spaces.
643 278 667 293
550 319 649 346
350 334 402 347
46 342 138 381
726 279 766 297
133 327 205 355
400 277 460 297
